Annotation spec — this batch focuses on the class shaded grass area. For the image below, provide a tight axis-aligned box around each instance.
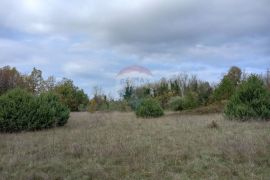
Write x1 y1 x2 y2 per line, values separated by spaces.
178 102 226 115
0 112 270 179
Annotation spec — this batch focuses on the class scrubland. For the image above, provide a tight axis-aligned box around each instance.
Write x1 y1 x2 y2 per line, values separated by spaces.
0 112 270 179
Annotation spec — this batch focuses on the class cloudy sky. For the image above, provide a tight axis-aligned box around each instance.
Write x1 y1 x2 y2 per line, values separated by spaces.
0 0 269 97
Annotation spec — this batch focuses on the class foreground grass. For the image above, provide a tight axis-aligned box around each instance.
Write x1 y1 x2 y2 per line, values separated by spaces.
0 112 270 179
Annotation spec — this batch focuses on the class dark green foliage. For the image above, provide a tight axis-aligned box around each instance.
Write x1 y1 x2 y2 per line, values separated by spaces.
212 66 242 102
170 79 181 95
37 92 70 127
0 89 69 132
212 76 236 101
54 79 89 111
0 88 34 132
265 69 270 90
225 75 270 121
168 93 199 111
197 82 212 105
122 81 134 101
136 98 164 118
183 92 199 109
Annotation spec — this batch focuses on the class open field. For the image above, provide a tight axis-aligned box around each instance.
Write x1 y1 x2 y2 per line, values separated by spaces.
0 112 270 180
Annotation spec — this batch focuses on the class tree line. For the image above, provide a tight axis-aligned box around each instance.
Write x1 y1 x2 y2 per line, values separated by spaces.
85 66 270 115
0 66 89 111
1 65 270 116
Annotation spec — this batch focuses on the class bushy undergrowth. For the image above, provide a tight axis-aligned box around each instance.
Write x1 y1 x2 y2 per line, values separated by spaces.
183 92 199 109
88 99 132 113
168 93 199 111
168 96 184 111
225 75 270 121
136 98 164 118
0 88 69 132
179 102 226 115
38 92 70 126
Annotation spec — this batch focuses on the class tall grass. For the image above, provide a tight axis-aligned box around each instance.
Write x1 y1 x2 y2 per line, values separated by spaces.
0 112 270 179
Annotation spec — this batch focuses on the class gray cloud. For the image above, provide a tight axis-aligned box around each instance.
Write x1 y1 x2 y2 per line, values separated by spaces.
0 0 269 96
101 0 270 56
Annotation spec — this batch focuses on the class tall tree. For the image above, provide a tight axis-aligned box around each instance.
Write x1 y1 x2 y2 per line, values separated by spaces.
27 68 44 94
43 76 56 92
0 66 25 95
212 66 242 102
175 73 188 97
121 81 134 100
54 78 89 111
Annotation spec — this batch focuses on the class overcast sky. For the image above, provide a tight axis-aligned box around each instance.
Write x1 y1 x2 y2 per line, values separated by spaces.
0 0 269 97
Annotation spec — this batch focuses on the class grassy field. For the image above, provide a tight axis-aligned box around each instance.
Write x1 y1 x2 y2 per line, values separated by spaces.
0 112 270 180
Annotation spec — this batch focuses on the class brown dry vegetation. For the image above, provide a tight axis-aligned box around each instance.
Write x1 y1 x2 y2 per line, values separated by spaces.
0 112 270 179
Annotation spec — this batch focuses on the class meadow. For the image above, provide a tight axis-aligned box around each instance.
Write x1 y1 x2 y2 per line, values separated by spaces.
1 112 270 180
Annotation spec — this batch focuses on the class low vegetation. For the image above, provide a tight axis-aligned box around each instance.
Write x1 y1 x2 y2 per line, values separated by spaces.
136 98 164 118
0 112 270 179
1 65 270 134
0 65 270 178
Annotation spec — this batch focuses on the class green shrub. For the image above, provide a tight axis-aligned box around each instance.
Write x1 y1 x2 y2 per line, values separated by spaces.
212 76 236 102
136 98 164 118
0 88 34 132
224 75 270 121
0 89 69 132
211 67 242 103
168 96 184 111
168 93 199 111
183 92 199 109
37 92 70 127
54 79 89 111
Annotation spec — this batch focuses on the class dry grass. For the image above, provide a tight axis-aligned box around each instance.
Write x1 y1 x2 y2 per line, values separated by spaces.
0 112 270 179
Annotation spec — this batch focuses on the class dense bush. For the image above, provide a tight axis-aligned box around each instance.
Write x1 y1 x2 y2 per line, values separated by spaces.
183 92 199 109
168 96 184 111
212 76 236 102
0 89 69 132
37 92 70 127
54 79 89 111
136 98 164 118
0 88 34 132
224 75 270 121
211 67 242 102
168 93 199 111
